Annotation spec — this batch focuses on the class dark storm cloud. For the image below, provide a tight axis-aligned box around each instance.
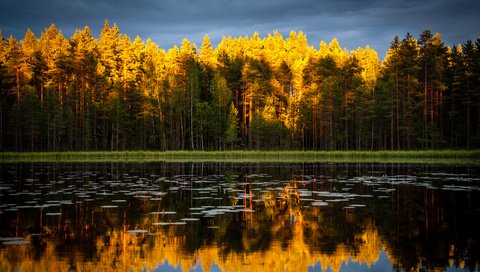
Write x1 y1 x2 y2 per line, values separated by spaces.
1 0 479 58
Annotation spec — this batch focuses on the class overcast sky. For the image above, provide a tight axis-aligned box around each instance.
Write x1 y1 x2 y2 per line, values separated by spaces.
1 0 479 59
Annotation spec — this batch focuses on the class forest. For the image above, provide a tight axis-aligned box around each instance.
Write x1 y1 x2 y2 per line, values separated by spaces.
0 21 479 151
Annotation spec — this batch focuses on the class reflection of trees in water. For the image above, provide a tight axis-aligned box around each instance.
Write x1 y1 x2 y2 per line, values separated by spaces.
0 163 479 271
378 184 480 271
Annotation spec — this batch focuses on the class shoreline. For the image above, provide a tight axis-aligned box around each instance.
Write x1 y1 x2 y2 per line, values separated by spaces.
1 150 478 164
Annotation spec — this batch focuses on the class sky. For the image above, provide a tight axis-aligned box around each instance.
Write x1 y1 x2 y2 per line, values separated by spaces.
1 0 479 59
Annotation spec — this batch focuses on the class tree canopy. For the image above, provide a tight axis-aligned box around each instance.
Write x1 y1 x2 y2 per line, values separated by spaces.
1 23 479 151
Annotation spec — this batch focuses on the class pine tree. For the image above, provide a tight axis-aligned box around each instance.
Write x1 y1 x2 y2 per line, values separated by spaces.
1 26 478 151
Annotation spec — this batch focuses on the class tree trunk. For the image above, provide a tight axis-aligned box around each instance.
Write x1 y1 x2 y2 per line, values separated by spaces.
390 86 394 151
248 91 253 148
329 89 333 150
406 73 411 149
423 62 428 149
16 67 20 151
190 81 195 151
467 101 471 150
396 67 400 150
345 106 348 150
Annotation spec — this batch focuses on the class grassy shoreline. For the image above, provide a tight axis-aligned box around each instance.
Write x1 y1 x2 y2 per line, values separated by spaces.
0 150 479 164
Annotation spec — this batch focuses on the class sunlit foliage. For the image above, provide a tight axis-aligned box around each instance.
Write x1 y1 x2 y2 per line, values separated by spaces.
0 23 478 151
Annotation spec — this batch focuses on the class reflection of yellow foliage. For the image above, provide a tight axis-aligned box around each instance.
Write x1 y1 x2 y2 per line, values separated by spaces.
353 224 382 267
0 222 384 272
0 182 387 272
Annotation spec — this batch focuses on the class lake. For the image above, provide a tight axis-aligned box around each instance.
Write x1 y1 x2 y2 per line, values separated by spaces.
0 162 479 272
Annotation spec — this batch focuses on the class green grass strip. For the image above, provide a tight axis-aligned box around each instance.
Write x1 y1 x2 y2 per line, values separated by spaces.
0 150 479 164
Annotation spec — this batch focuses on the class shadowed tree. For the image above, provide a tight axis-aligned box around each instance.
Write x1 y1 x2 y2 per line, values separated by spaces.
0 25 478 151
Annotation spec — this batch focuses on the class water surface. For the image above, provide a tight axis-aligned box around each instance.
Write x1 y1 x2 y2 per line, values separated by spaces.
0 163 479 271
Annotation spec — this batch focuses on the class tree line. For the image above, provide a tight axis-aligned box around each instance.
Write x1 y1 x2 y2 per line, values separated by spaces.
0 22 479 151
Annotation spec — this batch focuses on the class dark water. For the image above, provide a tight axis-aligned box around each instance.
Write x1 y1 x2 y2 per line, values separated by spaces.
0 162 479 272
